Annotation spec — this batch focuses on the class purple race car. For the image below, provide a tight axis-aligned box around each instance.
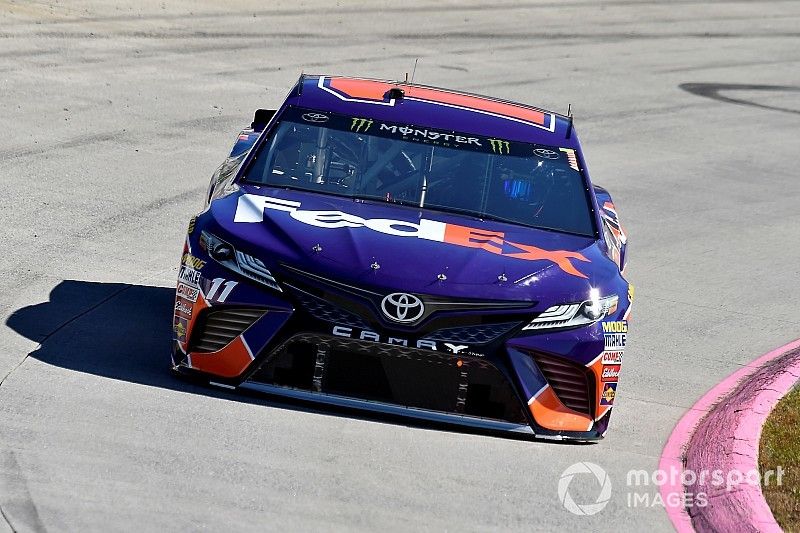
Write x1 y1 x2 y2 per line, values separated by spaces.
172 75 631 440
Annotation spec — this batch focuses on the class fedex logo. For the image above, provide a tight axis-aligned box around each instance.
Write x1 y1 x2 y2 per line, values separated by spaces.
234 194 590 278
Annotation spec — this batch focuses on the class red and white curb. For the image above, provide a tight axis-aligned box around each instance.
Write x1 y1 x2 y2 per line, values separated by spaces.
659 338 800 532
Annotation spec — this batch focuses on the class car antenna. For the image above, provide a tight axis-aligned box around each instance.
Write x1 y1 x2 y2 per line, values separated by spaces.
566 103 574 139
411 58 419 83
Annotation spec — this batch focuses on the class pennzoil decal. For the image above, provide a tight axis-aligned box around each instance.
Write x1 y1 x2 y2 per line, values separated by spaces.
234 194 591 278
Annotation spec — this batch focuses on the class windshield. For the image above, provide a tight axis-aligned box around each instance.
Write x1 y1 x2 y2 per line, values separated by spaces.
241 106 595 237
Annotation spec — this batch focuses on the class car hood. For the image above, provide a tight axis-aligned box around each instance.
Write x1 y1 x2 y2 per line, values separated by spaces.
210 186 621 305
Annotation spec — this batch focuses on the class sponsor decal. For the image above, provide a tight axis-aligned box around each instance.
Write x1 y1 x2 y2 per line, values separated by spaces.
604 332 626 351
601 321 628 334
378 123 482 146
234 195 591 278
534 148 559 159
601 364 621 381
350 117 373 132
174 317 188 343
176 282 200 303
181 252 206 270
174 299 193 318
301 112 329 123
628 284 634 303
601 351 623 365
600 382 617 406
178 265 201 287
488 138 510 154
187 216 197 235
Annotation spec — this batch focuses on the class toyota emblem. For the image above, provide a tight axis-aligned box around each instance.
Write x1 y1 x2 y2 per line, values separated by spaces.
381 293 425 323
301 112 329 123
533 148 559 159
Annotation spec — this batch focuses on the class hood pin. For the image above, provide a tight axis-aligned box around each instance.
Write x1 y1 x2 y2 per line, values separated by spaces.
371 261 380 270
312 244 322 253
498 273 508 282
437 273 447 281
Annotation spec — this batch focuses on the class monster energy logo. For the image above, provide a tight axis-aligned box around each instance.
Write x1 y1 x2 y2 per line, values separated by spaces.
488 139 510 154
350 117 373 132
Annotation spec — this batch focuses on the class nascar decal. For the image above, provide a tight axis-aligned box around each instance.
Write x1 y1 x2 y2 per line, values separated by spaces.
600 382 617 406
234 194 591 278
318 76 556 132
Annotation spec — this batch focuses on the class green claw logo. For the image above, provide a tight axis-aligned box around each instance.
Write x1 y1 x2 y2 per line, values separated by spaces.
488 138 510 154
350 117 373 132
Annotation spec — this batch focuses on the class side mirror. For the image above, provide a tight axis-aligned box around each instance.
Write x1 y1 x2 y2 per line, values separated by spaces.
251 109 276 131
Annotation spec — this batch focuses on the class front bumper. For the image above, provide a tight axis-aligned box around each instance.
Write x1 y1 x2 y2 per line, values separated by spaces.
172 240 628 442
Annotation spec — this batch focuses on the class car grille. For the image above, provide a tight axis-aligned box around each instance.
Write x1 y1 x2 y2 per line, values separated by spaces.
189 308 266 352
529 352 593 415
285 285 369 329
285 283 522 344
248 333 528 424
424 322 522 344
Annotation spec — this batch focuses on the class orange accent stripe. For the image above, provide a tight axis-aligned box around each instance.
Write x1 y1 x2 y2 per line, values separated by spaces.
528 386 594 432
328 78 548 126
188 336 253 378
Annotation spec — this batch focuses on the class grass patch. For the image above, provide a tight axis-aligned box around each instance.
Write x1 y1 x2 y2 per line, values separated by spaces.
759 385 800 531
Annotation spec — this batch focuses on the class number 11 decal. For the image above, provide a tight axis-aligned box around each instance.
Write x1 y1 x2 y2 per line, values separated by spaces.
206 278 238 302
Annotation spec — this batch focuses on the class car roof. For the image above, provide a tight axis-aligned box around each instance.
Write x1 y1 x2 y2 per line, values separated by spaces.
283 75 581 148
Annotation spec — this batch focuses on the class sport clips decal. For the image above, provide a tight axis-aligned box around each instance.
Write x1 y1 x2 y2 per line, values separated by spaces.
234 194 590 278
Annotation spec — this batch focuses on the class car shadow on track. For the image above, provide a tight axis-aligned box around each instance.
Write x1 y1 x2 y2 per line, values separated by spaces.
7 280 579 444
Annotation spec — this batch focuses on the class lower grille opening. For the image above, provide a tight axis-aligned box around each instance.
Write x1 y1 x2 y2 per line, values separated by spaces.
189 307 266 353
529 352 593 416
249 334 527 424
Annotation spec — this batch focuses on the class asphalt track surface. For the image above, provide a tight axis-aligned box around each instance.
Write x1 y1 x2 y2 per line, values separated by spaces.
1 1 799 531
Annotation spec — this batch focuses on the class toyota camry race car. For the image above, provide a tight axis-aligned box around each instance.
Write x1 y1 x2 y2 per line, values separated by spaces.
172 75 631 440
